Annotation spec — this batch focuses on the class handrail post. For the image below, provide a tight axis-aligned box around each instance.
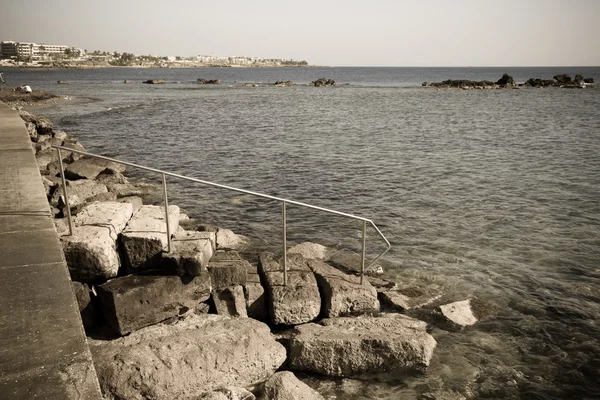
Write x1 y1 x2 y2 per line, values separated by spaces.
162 173 172 253
282 200 287 287
57 148 73 236
361 220 367 285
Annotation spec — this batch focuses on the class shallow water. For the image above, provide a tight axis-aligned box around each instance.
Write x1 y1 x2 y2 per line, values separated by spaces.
8 66 600 399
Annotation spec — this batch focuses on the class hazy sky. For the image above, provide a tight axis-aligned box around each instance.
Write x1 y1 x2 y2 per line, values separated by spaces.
1 0 598 66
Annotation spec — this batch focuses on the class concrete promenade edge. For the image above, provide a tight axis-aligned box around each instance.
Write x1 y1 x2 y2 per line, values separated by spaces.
0 103 102 399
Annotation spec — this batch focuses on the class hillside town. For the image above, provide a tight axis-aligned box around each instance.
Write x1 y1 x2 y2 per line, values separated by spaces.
0 40 309 68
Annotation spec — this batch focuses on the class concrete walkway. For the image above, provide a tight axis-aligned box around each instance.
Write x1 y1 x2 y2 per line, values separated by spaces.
0 104 101 398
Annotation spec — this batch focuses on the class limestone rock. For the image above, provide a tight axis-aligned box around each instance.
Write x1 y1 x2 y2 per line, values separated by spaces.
379 286 443 311
62 139 86 161
308 260 379 317
289 314 436 377
161 230 214 276
439 299 478 326
213 285 248 318
245 263 267 321
216 228 248 249
35 147 60 170
50 179 109 209
120 205 180 273
199 387 255 400
35 137 63 154
116 196 143 213
287 242 328 260
259 253 320 325
96 273 212 335
261 371 324 400
90 314 287 399
64 157 126 180
73 201 133 240
94 169 128 185
208 251 248 289
61 225 120 283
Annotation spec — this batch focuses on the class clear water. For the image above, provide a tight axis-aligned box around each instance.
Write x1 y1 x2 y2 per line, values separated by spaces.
7 66 600 399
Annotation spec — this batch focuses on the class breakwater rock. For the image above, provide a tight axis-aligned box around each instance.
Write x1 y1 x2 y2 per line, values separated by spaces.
197 78 221 84
142 79 165 84
13 109 501 398
423 73 595 89
310 78 335 87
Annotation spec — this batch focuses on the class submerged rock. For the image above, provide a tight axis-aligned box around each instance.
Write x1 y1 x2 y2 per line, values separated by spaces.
197 78 221 84
289 314 436 377
90 314 287 399
310 78 335 87
142 79 165 84
439 299 478 326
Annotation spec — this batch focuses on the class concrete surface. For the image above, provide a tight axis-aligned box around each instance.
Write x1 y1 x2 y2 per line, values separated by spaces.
0 103 102 399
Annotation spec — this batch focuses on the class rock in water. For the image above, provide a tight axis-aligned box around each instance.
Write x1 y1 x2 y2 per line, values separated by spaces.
439 299 478 326
259 253 321 325
64 157 126 180
308 259 379 317
287 241 328 260
289 314 436 377
261 371 325 400
90 314 287 399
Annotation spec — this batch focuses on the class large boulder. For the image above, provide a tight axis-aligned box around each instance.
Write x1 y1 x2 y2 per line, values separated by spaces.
261 371 324 400
308 260 379 317
96 273 212 335
160 230 215 276
199 387 255 400
496 73 516 87
287 242 328 260
64 157 126 180
216 228 248 249
120 205 180 273
289 314 437 377
50 179 109 209
207 251 248 289
259 253 321 325
61 225 120 283
90 314 287 399
73 201 133 240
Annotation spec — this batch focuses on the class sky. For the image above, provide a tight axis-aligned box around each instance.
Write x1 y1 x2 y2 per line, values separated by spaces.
1 0 599 66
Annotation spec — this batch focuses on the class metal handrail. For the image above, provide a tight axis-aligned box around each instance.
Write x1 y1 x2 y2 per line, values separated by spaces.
53 145 391 285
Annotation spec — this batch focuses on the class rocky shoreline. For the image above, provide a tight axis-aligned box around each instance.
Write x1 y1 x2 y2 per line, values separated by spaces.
423 73 595 90
11 105 497 399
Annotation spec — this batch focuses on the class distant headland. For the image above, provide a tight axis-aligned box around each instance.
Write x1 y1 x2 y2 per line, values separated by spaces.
0 39 310 69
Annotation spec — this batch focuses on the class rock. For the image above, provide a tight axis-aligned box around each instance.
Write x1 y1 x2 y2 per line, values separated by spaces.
160 230 214 276
213 285 248 318
53 130 69 140
42 176 57 197
116 196 143 213
287 242 328 260
208 251 248 289
261 371 324 400
25 121 38 141
57 80 69 84
64 156 126 180
94 168 129 185
245 264 267 321
197 78 221 84
71 281 97 329
259 253 320 325
61 225 120 283
142 79 165 84
216 228 248 249
289 314 436 377
90 314 287 399
73 201 133 240
199 387 255 400
553 74 572 85
19 110 54 135
310 78 335 87
308 260 379 317
496 73 516 87
50 179 109 209
85 191 118 203
120 204 180 273
274 80 294 87
96 273 212 335
583 77 594 84
35 137 62 154
61 139 86 161
524 77 555 88
35 147 60 170
439 299 478 326
106 182 156 198
179 218 219 233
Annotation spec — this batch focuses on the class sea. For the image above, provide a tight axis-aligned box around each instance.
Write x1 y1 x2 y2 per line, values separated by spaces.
5 66 600 399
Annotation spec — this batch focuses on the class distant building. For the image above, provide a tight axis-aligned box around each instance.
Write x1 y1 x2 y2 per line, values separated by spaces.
0 40 68 60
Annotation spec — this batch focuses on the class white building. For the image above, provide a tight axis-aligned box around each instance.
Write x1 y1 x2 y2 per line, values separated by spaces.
0 40 68 60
